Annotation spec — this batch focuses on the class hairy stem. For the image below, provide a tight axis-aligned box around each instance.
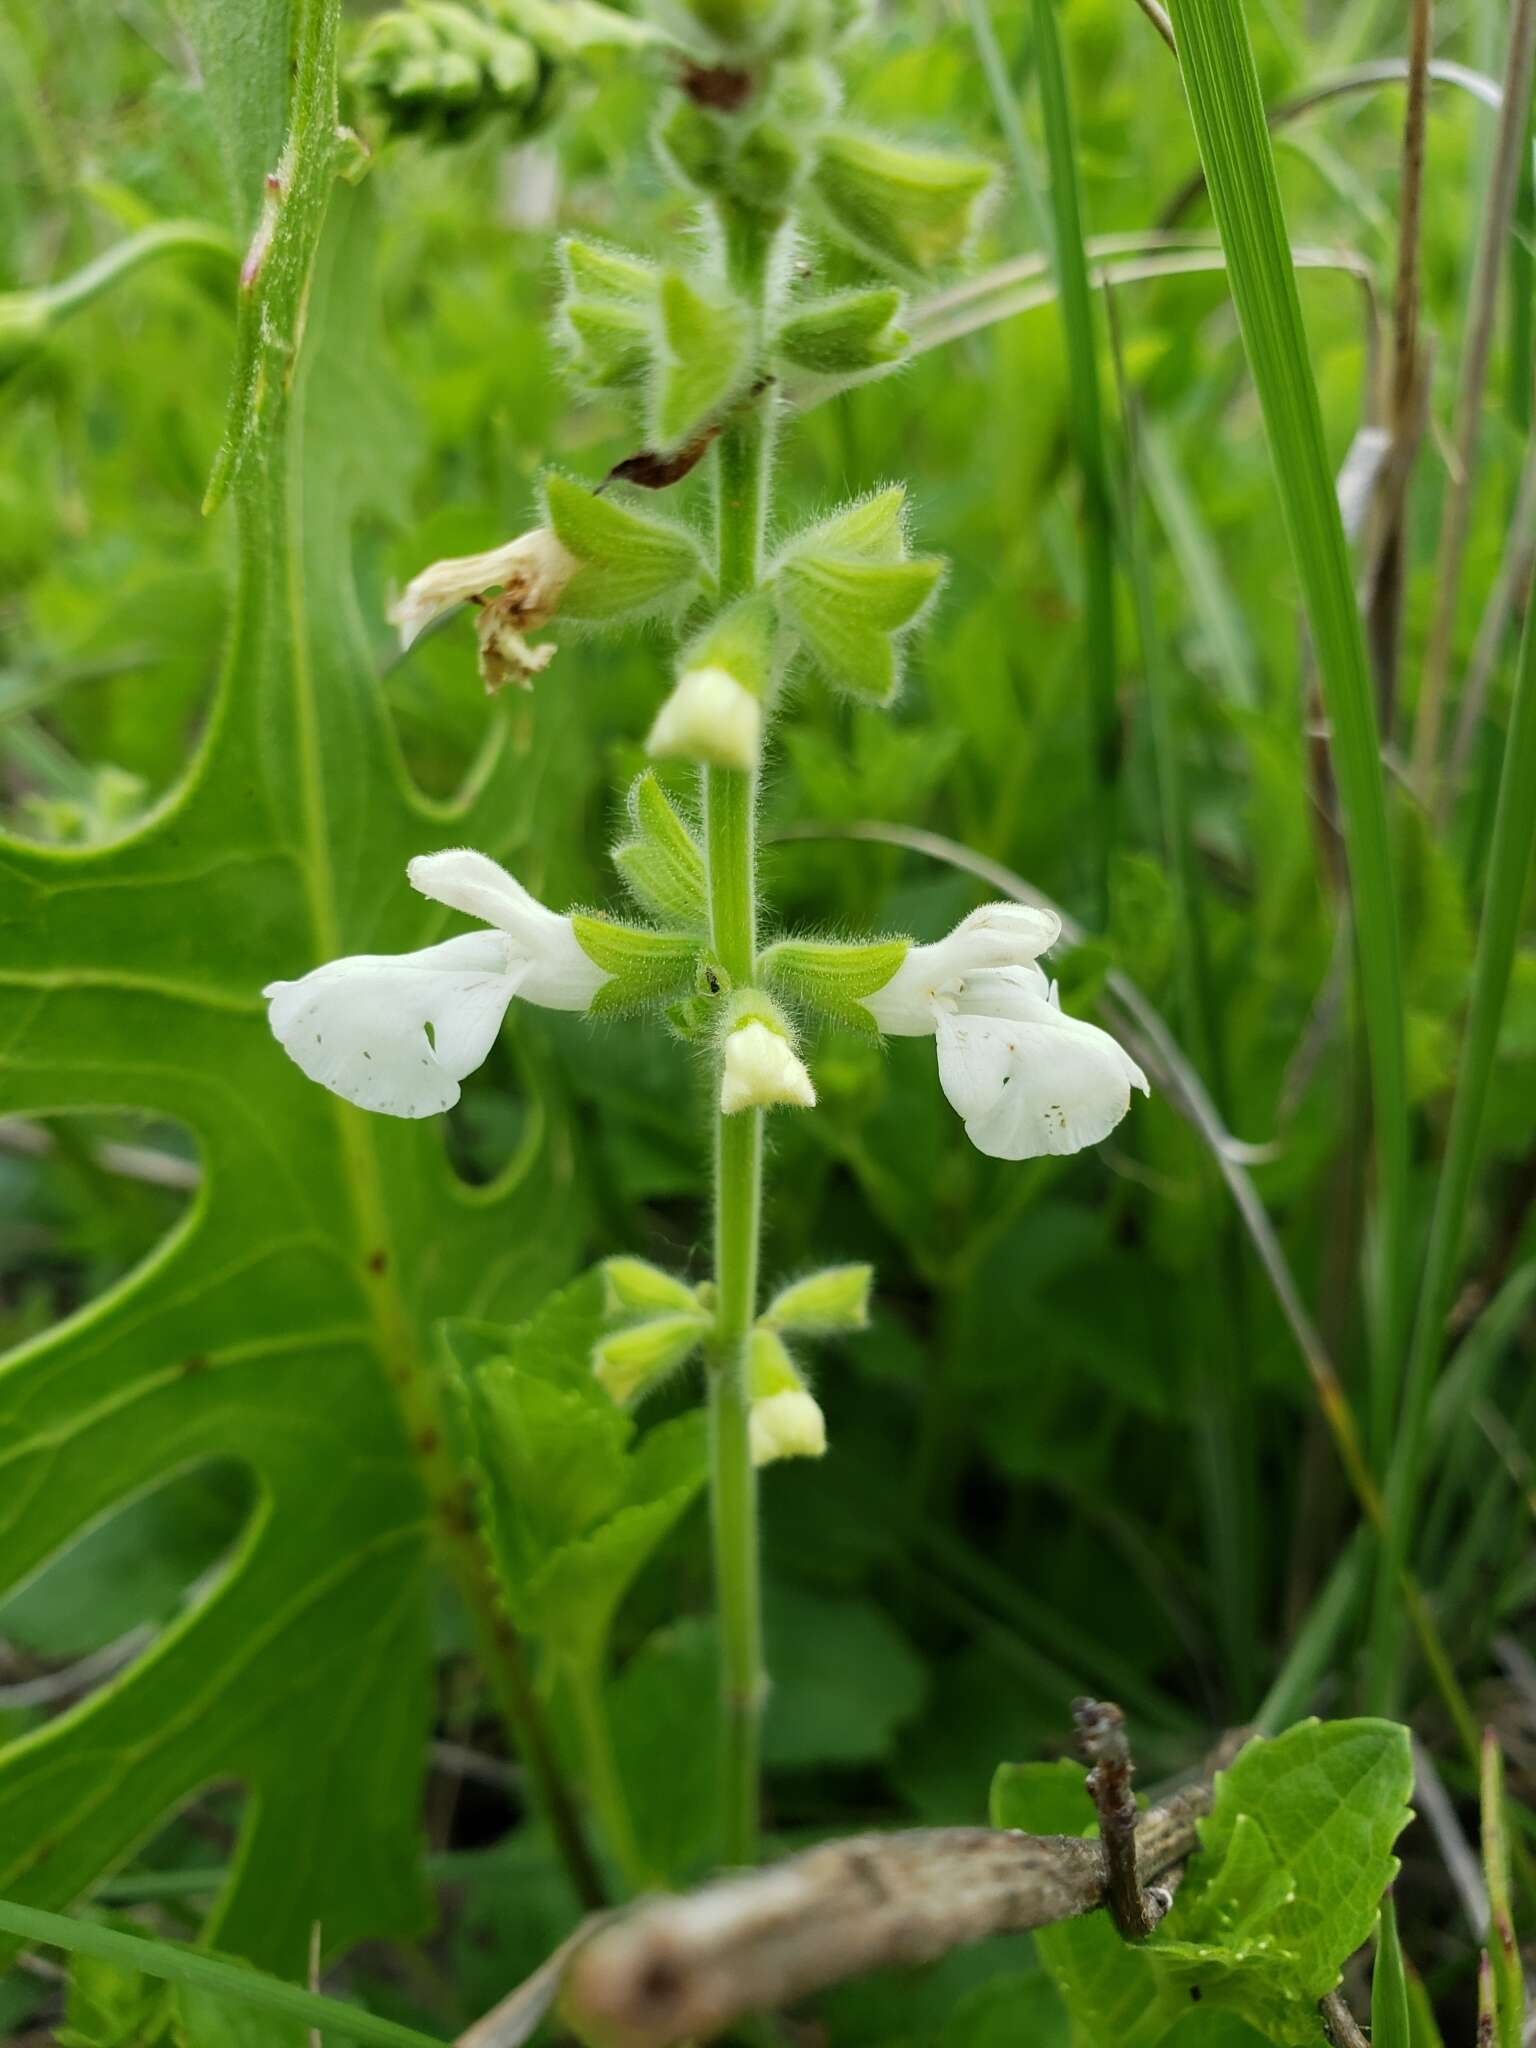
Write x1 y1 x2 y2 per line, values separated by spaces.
705 294 774 1863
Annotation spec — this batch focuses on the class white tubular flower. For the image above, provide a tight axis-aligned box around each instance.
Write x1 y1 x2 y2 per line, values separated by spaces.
749 1388 828 1466
861 902 1061 1035
858 903 1148 1159
720 1020 817 1115
264 848 607 1119
388 527 578 679
646 664 762 772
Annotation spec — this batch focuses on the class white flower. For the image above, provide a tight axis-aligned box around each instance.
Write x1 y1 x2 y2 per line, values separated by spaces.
859 903 1149 1160
720 1020 817 1115
862 902 1061 1034
388 527 578 675
749 1388 827 1466
646 664 762 772
264 848 606 1118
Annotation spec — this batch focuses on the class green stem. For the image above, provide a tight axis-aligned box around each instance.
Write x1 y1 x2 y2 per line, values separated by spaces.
567 1659 648 1895
705 235 774 1863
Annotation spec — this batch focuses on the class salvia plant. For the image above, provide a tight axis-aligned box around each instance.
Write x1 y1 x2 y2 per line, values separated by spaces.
265 0 1150 1869
9 0 1536 2042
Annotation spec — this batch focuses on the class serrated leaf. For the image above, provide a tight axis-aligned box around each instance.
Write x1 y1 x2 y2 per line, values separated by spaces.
444 1278 706 1673
761 936 908 1030
774 287 908 376
543 472 707 620
613 772 708 925
648 269 753 455
1183 1719 1414 2003
0 23 583 1974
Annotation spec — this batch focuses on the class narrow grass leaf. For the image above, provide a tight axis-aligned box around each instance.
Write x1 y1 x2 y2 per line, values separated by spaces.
1165 0 1410 1457
1372 1893 1413 2048
1367 572 1536 1707
0 1899 447 2048
1028 0 1120 922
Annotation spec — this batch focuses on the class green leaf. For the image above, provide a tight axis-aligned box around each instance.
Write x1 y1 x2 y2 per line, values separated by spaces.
762 1583 927 1767
991 1724 1414 2048
774 287 909 377
1183 1720 1414 2004
592 1312 711 1403
570 913 703 1015
612 770 709 927
607 1620 721 1887
0 16 583 1973
542 472 707 621
760 935 909 1032
442 1278 708 1672
648 270 753 455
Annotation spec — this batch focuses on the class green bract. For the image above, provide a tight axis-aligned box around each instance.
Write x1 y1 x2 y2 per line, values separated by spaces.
812 128 995 273
613 771 710 927
543 472 707 619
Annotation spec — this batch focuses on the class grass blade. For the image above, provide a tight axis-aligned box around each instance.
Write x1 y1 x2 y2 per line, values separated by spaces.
0 1898 448 2048
1413 0 1536 788
1481 1731 1526 2048
1367 566 1536 1708
1372 1891 1412 2048
1164 0 1410 1460
1027 0 1120 924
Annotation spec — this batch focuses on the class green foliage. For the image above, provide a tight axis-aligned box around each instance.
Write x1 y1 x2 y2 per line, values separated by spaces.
812 129 996 272
990 1720 1414 2048
571 912 706 1014
774 285 910 377
440 1278 707 1670
0 1 583 1974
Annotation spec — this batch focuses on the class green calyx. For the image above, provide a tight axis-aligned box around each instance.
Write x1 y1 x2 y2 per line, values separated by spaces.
543 472 708 621
681 592 778 700
812 127 996 274
773 285 908 378
614 771 709 927
592 1311 711 1405
558 238 659 391
649 269 755 455
772 486 944 704
761 1263 872 1335
602 1256 706 1318
571 914 704 1015
759 934 908 1032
